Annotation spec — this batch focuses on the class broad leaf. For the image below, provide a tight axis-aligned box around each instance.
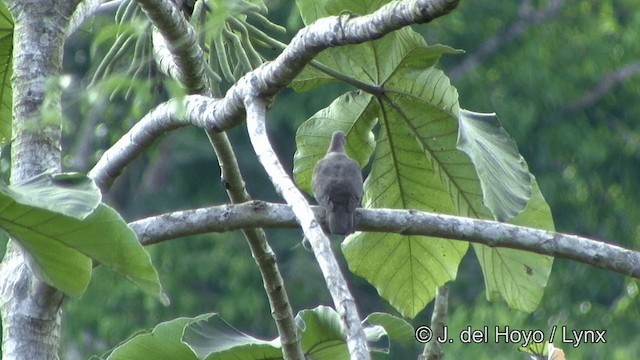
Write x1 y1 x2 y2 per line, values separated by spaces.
364 312 414 344
13 232 92 298
296 32 548 317
107 316 206 360
292 0 460 93
473 179 554 312
341 65 472 318
9 171 101 219
458 110 532 221
295 306 395 357
179 307 403 360
0 185 165 301
183 314 282 360
0 2 12 145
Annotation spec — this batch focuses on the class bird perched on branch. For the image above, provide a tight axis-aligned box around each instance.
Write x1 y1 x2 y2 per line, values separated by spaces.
312 131 363 235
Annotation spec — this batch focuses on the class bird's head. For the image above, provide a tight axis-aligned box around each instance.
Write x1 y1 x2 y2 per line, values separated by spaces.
327 131 346 154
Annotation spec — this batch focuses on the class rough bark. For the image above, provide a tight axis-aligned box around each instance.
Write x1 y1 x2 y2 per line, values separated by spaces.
0 1 82 359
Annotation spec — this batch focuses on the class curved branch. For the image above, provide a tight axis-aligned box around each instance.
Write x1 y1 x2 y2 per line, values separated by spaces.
562 62 640 113
449 0 564 82
130 201 640 279
89 0 460 190
70 0 120 34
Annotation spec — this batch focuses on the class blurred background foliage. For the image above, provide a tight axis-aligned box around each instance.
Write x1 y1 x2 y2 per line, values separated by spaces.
53 0 640 359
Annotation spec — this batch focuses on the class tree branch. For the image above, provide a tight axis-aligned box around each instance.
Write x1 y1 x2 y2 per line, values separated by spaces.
70 0 115 34
420 285 448 360
562 62 640 113
105 0 305 358
1 1 83 358
89 0 461 190
243 98 369 358
449 0 564 82
89 1 462 358
129 202 640 279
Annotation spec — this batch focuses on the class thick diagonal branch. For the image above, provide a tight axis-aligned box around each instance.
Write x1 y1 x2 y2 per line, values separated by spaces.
244 99 369 359
90 0 461 189
96 0 305 358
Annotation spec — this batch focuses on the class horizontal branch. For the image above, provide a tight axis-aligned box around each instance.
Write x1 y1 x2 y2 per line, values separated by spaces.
130 201 640 279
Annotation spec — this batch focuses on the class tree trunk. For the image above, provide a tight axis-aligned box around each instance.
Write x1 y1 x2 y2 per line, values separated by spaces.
0 1 81 358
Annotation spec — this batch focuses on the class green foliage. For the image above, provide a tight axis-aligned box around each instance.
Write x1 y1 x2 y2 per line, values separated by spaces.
473 181 554 312
0 173 165 301
106 306 410 360
457 110 531 221
292 1 553 318
49 0 640 359
0 2 12 145
9 171 101 219
106 316 207 360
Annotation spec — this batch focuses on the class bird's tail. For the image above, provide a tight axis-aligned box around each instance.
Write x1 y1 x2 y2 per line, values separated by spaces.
328 207 355 235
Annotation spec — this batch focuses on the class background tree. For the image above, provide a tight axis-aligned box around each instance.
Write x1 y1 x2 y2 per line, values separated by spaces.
1 0 639 359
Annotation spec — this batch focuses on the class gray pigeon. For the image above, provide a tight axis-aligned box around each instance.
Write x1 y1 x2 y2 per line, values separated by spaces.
312 131 363 235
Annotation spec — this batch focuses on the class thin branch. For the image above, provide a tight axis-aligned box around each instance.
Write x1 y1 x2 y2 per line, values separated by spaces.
243 99 369 359
420 285 448 360
449 0 564 82
70 0 114 34
120 0 305 358
129 202 640 279
562 62 640 113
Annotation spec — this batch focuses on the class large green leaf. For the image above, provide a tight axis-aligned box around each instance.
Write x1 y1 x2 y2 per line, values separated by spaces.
292 0 460 93
341 62 473 318
295 306 393 357
9 172 101 219
0 2 12 145
341 104 469 317
107 316 206 360
0 185 165 301
472 179 554 312
295 32 550 317
364 312 414 344
177 307 408 360
457 110 531 221
183 314 282 360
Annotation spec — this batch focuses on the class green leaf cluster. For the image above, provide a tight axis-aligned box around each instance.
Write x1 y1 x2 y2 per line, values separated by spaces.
292 0 554 318
0 172 165 302
105 306 411 360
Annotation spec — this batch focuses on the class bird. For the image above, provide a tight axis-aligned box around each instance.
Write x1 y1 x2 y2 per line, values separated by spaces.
312 131 363 235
